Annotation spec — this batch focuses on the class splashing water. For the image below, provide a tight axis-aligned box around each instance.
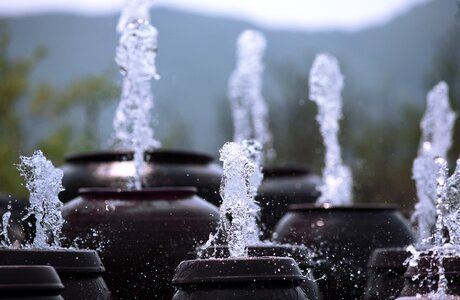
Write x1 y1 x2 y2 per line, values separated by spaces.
112 12 161 189
17 150 65 248
117 0 154 33
412 82 456 245
228 30 275 161
443 159 460 247
1 211 11 246
241 139 264 244
309 53 352 205
207 142 256 257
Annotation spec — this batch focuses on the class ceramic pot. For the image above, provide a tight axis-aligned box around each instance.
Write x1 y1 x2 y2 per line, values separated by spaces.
257 166 321 237
62 187 220 299
197 244 322 300
0 248 109 299
364 247 412 300
60 149 223 205
172 257 309 300
0 265 64 299
273 204 415 300
398 254 460 299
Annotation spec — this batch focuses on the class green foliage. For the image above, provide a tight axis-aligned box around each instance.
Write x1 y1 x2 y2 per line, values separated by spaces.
0 23 119 196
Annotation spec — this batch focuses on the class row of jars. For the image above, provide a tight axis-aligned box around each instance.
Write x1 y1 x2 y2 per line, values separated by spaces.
0 149 455 299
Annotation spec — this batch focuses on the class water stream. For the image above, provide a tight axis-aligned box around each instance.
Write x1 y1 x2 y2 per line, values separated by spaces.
112 0 160 190
309 53 352 206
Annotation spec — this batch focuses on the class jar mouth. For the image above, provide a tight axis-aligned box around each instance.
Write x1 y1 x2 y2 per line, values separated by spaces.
263 165 311 178
78 187 198 201
288 203 399 212
0 265 64 291
197 244 315 267
65 149 214 165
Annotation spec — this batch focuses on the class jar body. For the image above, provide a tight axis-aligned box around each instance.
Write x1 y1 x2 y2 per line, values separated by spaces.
60 150 223 205
62 190 219 299
274 205 415 300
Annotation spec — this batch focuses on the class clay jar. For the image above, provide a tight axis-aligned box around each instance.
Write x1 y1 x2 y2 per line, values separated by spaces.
0 248 110 300
60 149 223 205
364 247 412 300
398 254 460 298
0 265 64 299
61 187 220 299
256 165 321 237
273 204 415 300
172 257 309 300
198 244 322 300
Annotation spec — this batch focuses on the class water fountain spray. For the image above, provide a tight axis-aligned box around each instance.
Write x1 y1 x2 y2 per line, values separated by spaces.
309 53 352 206
228 30 275 161
241 139 264 244
112 0 160 190
17 150 65 248
206 142 256 257
412 81 456 245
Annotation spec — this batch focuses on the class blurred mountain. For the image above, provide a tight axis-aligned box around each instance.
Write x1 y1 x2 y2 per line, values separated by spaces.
5 0 457 156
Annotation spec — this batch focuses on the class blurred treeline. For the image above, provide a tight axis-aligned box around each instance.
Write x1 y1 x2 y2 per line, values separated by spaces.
1 19 459 213
0 22 119 196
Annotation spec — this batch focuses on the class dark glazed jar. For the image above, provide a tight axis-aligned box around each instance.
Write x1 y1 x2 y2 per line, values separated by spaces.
62 187 220 300
256 165 321 237
172 257 309 300
0 248 110 300
364 247 412 300
198 244 322 300
273 204 415 300
398 255 460 298
0 265 64 299
60 149 223 205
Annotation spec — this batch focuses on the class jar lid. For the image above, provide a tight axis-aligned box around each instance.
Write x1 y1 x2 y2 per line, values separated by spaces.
0 248 105 273
0 265 64 293
172 257 305 284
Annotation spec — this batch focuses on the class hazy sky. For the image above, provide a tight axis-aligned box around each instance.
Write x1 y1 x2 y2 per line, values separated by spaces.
0 0 429 31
